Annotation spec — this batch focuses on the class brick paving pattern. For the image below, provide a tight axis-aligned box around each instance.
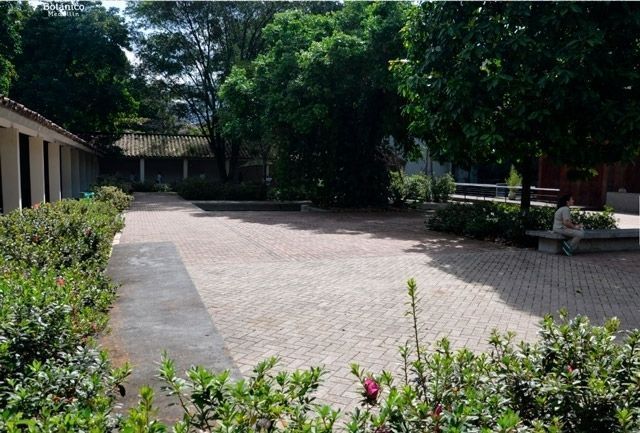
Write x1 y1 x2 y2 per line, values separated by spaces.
118 193 640 410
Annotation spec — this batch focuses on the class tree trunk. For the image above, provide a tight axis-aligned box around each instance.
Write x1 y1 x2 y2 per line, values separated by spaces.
518 155 538 218
228 140 240 182
208 129 229 183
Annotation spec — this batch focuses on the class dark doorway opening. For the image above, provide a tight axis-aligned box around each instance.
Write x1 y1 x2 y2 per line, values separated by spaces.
44 141 50 202
19 134 31 208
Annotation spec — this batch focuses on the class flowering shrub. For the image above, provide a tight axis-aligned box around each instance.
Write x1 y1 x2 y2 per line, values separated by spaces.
0 193 130 430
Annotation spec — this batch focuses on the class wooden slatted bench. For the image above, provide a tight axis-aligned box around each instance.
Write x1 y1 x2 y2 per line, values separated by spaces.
525 229 640 254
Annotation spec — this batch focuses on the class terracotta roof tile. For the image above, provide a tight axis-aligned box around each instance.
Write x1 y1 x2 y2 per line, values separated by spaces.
100 133 252 159
0 96 88 147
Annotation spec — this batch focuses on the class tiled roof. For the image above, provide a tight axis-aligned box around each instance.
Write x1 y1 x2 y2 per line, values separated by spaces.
0 96 88 147
103 133 252 159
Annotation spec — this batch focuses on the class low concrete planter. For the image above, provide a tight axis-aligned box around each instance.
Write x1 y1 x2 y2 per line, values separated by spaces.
418 202 450 211
526 228 640 254
193 200 311 211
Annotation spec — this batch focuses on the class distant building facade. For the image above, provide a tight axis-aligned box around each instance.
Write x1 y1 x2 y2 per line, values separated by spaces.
96 133 267 183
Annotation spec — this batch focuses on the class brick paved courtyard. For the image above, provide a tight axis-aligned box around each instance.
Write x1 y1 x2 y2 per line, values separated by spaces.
116 193 640 410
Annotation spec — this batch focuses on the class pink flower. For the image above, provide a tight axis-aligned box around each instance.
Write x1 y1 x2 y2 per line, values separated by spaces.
567 364 574 373
56 276 65 286
363 378 380 401
434 403 443 417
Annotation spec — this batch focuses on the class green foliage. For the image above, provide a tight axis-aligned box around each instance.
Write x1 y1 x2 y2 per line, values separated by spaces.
154 355 336 433
266 186 311 202
0 200 124 272
93 186 133 213
427 202 617 245
389 172 431 205
250 3 416 207
397 3 640 210
431 173 456 203
0 2 28 94
506 166 523 188
128 2 297 181
120 387 166 433
0 198 129 429
175 178 267 201
10 2 136 133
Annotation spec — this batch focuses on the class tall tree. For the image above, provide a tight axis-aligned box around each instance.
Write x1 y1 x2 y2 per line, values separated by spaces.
397 2 640 211
128 1 300 182
218 66 272 182
247 2 415 206
0 2 28 95
10 2 136 133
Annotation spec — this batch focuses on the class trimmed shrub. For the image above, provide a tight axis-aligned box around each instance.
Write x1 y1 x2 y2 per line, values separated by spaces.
93 185 133 212
0 197 130 430
431 172 456 202
427 202 617 246
389 171 431 205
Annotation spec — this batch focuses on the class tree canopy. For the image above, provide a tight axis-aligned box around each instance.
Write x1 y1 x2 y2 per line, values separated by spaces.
228 2 415 206
128 1 304 182
9 2 135 133
397 2 640 210
0 2 28 95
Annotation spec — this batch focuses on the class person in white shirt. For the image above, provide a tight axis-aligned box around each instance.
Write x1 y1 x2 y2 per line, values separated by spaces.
553 193 584 256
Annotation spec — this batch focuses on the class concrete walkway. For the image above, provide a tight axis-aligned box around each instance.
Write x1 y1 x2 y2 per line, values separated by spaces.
105 193 640 417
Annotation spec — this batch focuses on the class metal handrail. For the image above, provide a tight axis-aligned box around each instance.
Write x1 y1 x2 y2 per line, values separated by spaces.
454 183 560 204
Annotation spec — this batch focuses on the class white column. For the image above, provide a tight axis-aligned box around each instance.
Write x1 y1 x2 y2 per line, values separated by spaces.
92 155 98 183
0 127 21 213
29 136 46 206
78 151 85 192
183 158 188 179
71 148 80 197
140 158 145 183
48 142 61 202
61 146 72 198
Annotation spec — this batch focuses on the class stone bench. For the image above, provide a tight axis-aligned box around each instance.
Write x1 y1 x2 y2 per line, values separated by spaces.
525 229 640 254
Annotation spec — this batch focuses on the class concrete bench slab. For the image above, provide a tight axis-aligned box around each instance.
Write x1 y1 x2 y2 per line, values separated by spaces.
526 228 640 253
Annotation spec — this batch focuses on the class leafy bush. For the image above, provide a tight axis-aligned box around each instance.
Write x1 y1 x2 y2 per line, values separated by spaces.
93 185 133 212
266 185 310 201
431 172 456 202
388 171 408 205
428 202 617 246
388 171 431 205
95 175 134 194
0 200 124 272
406 173 431 202
347 282 640 433
175 178 267 200
0 199 129 429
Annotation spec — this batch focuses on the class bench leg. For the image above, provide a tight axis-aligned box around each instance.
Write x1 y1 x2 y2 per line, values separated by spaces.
538 238 562 254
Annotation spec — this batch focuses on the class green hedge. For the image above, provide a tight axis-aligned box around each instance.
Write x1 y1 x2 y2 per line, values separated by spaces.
427 202 617 246
389 172 456 206
0 193 130 431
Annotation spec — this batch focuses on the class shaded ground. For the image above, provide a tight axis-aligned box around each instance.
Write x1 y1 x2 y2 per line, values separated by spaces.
105 193 640 419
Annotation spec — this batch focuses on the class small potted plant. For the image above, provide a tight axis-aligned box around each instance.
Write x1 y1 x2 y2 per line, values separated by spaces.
505 165 522 200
